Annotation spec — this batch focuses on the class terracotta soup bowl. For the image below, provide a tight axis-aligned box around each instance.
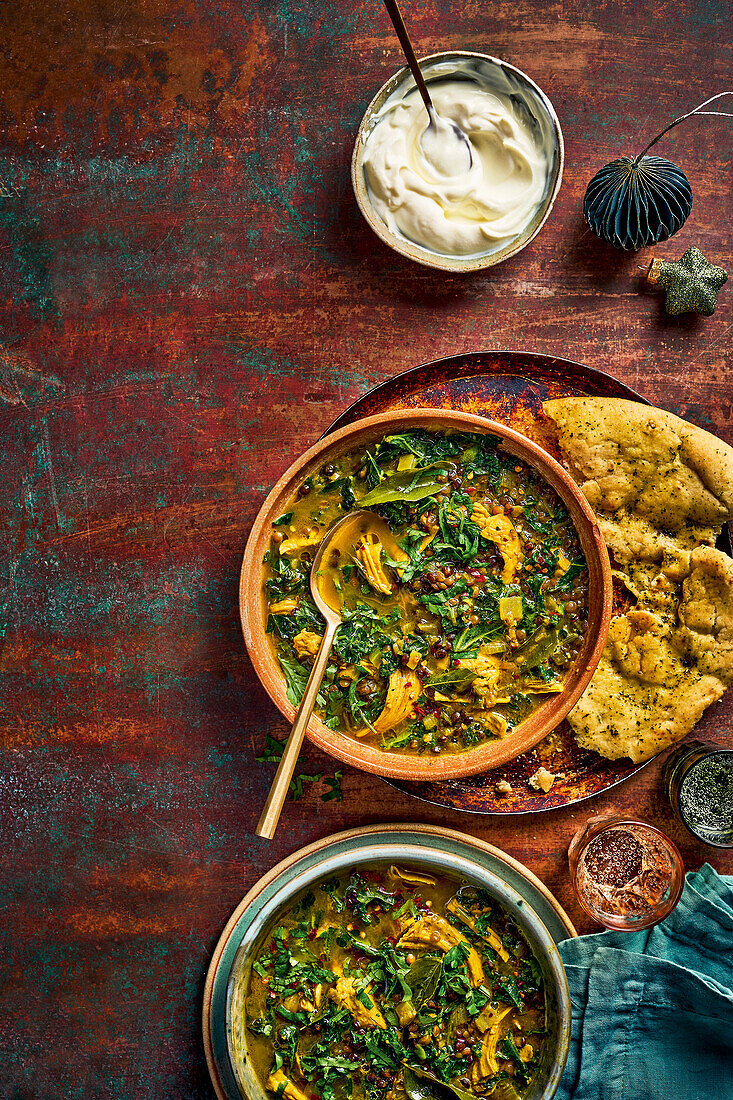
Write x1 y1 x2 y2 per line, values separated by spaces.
240 408 611 780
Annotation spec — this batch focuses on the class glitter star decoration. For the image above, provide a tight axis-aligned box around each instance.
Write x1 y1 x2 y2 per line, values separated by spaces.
646 246 728 316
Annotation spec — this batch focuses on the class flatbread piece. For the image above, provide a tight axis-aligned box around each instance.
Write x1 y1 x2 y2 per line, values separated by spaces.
544 397 733 564
568 548 733 762
543 397 733 763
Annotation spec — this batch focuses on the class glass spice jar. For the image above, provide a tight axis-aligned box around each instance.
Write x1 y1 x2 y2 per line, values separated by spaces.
569 816 684 930
663 740 733 849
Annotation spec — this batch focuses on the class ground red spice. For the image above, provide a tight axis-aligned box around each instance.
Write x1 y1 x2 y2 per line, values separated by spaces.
584 829 643 887
576 824 674 918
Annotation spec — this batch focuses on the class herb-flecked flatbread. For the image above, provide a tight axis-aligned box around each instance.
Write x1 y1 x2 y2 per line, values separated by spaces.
544 397 733 564
543 397 733 763
567 548 733 762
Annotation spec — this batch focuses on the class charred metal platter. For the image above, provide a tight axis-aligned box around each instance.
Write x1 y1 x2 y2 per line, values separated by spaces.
325 350 729 815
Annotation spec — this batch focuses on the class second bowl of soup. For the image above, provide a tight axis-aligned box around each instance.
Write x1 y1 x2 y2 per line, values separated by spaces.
240 409 611 780
224 827 572 1100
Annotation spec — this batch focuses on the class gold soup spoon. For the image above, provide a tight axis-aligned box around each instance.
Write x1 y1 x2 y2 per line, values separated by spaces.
256 510 379 840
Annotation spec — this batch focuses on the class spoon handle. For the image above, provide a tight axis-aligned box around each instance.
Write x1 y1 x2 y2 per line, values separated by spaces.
381 0 433 113
255 619 339 840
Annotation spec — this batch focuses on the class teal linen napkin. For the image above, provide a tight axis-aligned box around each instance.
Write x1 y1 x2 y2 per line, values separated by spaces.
557 865 733 1100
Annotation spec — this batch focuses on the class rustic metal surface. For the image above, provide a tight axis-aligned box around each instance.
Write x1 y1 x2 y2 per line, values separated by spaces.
0 1 731 1097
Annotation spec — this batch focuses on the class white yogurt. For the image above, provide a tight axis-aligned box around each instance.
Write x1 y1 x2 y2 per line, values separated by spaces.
361 62 555 259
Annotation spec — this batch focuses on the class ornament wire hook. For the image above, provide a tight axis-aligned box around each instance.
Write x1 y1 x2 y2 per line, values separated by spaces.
635 91 733 162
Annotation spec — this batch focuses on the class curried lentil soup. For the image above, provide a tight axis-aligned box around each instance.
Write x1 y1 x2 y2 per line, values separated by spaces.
263 429 588 756
244 866 547 1100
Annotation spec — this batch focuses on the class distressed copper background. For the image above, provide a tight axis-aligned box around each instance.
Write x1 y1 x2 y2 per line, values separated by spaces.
0 1 731 1096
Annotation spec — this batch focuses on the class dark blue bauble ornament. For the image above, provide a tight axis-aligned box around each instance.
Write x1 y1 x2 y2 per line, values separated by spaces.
583 155 693 251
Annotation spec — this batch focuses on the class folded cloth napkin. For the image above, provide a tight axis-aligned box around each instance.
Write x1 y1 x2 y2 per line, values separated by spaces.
557 864 733 1100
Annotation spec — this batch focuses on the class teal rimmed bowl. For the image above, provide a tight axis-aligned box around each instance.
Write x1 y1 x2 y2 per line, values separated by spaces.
216 826 572 1100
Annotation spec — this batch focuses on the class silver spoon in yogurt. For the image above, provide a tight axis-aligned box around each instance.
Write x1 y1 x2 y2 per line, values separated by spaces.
382 0 473 175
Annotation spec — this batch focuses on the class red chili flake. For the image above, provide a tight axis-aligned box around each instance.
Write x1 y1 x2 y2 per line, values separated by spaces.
454 659 461 666
307 929 316 940
414 704 425 717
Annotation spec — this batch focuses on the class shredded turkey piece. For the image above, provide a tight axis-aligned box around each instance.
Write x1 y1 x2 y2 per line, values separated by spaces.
280 531 321 556
270 597 298 614
445 898 510 961
355 534 393 595
472 1006 512 1081
457 655 505 704
328 965 386 1029
267 1070 310 1100
293 629 322 659
397 911 485 987
471 504 523 583
361 670 421 737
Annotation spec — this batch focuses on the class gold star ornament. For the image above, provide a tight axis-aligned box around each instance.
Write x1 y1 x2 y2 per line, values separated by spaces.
646 246 728 316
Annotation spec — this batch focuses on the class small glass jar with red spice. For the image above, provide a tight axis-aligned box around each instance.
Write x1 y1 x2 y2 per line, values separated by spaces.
568 816 684 930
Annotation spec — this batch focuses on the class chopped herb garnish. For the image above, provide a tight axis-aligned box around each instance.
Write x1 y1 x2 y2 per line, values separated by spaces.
256 736 344 803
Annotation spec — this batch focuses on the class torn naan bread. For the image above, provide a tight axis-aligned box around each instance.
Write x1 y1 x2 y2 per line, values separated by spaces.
568 547 733 762
544 397 733 564
678 544 733 681
543 396 733 763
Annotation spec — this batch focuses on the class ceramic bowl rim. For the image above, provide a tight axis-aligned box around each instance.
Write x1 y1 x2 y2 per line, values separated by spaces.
350 50 565 272
223 828 572 1100
239 407 612 781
